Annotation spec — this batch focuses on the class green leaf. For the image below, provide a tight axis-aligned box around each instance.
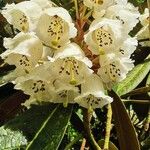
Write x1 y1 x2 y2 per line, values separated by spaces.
113 56 150 96
109 90 140 150
0 104 73 150
136 0 146 3
146 74 150 96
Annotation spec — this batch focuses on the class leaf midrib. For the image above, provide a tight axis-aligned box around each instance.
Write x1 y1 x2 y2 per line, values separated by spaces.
116 61 150 95
25 105 59 150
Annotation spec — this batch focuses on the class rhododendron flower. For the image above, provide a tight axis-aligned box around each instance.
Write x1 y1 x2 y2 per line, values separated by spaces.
1 1 42 32
1 32 44 81
104 3 140 32
98 53 134 89
117 37 138 58
36 7 77 49
75 74 113 109
47 43 93 85
84 18 126 55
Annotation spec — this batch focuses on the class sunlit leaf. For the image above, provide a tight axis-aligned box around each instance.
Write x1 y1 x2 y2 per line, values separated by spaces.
113 56 150 96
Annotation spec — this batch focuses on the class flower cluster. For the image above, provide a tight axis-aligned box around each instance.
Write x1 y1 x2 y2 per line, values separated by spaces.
1 0 140 109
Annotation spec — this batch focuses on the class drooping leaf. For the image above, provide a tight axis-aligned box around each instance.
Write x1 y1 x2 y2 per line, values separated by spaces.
0 104 73 150
113 56 150 96
109 90 140 150
146 74 150 96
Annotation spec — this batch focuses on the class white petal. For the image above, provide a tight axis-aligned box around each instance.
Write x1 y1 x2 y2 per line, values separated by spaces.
2 1 42 32
31 0 54 10
53 43 92 67
36 8 77 48
84 18 127 55
2 32 43 59
104 3 140 32
74 74 113 108
98 53 134 87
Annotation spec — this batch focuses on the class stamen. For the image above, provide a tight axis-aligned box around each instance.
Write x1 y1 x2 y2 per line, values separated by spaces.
51 25 60 46
69 62 77 85
99 48 105 55
63 91 69 107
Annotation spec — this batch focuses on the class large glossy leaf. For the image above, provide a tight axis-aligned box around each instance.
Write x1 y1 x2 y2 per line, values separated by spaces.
0 104 73 150
113 56 150 96
109 90 140 150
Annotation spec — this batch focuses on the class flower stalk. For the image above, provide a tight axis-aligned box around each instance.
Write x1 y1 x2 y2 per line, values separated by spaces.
83 108 102 150
103 104 112 150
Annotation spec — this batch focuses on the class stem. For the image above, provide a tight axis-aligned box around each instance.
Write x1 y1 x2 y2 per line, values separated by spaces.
81 5 87 18
121 86 150 98
80 138 87 150
83 108 102 150
83 9 93 20
122 99 150 104
74 0 80 19
103 104 112 150
138 38 150 42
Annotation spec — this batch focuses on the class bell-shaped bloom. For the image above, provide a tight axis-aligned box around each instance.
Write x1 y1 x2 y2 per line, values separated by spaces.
136 8 150 47
14 66 55 108
104 3 140 32
36 7 77 49
84 18 126 55
116 36 138 58
52 80 79 107
1 32 44 81
85 0 128 18
74 74 113 109
47 43 93 85
1 1 42 32
98 53 134 89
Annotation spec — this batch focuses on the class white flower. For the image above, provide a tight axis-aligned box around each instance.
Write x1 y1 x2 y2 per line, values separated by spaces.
104 3 140 32
136 8 150 47
86 0 128 18
52 80 79 107
14 65 55 108
1 32 44 81
83 0 115 10
139 8 149 26
98 53 134 89
1 1 42 32
116 36 138 58
48 43 93 85
74 74 113 109
84 18 126 55
36 7 77 49
31 0 54 10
